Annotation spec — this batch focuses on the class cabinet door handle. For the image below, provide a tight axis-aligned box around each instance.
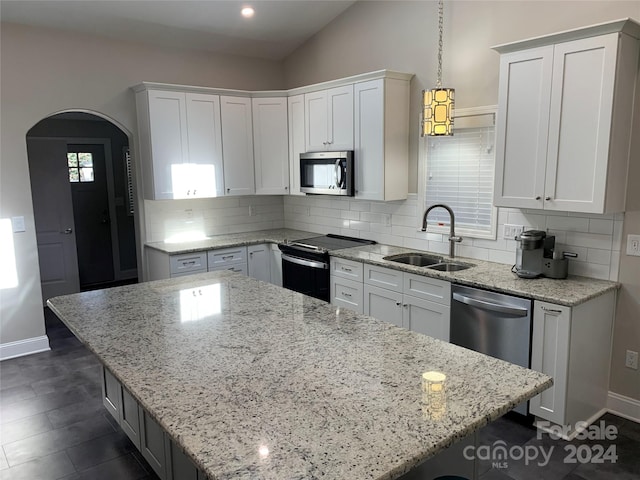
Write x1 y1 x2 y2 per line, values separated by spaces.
396 302 402 306
545 196 552 201
535 196 541 200
541 306 563 314
227 188 231 193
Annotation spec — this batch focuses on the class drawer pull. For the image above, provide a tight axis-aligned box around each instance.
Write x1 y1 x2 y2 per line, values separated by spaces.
342 267 352 272
341 292 352 298
182 260 197 266
222 255 234 260
541 306 562 314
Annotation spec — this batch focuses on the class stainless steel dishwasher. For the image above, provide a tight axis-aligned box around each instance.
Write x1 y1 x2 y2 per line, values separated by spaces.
450 284 533 415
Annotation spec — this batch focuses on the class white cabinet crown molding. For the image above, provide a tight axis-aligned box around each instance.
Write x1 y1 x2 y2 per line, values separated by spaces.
492 17 640 53
131 70 414 98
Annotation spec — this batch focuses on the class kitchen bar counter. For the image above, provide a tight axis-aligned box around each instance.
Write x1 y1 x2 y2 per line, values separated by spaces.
48 271 551 480
331 244 619 307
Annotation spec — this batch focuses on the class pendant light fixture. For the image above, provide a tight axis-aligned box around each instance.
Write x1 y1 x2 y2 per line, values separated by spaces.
422 0 454 136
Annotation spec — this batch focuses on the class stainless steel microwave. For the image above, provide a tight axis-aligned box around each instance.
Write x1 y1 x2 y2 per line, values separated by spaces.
300 151 354 196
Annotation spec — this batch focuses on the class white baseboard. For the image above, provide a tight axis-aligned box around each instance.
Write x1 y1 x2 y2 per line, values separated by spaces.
0 335 50 361
608 391 640 423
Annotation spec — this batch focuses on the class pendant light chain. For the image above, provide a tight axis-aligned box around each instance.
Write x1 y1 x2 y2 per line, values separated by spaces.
437 0 443 88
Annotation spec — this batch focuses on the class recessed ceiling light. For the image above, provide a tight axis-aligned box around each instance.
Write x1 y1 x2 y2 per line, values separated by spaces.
241 7 254 18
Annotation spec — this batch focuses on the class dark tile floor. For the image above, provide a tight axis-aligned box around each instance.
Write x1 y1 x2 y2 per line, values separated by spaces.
1 309 639 480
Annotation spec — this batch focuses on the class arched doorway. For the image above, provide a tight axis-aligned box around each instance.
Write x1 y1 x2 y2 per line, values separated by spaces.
27 111 138 299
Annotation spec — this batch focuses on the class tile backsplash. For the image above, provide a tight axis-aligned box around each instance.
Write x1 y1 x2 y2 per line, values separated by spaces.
283 194 624 281
144 196 284 243
144 194 623 281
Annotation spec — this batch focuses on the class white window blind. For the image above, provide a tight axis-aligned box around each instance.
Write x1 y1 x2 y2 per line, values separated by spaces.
425 110 496 238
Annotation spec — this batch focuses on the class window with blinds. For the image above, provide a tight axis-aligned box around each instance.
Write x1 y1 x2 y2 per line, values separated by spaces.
424 107 497 239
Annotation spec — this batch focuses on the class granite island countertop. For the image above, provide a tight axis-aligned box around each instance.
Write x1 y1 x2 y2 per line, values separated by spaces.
48 271 552 480
331 244 619 307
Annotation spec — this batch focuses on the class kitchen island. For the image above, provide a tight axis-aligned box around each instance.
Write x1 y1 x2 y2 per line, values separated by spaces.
47 271 552 480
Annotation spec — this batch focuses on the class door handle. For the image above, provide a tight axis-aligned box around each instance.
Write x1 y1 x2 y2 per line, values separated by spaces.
61 228 73 234
452 292 529 317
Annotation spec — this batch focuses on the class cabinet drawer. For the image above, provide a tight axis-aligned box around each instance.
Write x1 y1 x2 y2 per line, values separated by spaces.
207 246 247 268
364 264 403 292
169 252 207 275
403 273 450 305
331 257 363 281
331 276 364 314
211 263 248 275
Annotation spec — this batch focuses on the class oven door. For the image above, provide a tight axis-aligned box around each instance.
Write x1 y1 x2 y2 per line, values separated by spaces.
281 253 329 302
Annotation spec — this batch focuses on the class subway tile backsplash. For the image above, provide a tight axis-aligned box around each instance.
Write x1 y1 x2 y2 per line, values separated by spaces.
144 194 623 281
283 194 624 281
144 196 285 243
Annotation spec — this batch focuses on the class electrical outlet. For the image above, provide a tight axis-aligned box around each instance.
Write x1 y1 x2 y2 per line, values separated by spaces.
503 224 524 240
626 234 640 256
625 350 638 370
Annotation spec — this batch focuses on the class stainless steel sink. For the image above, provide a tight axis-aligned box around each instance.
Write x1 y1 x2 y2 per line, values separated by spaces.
383 252 474 272
428 262 473 272
383 253 443 267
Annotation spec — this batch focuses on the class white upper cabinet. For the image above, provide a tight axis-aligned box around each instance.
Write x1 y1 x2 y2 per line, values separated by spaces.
136 89 223 200
185 93 224 198
287 95 305 195
494 20 640 214
354 78 410 201
305 85 353 151
252 97 289 195
220 95 255 196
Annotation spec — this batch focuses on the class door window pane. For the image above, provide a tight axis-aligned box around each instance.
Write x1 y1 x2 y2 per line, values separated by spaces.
68 152 94 183
67 153 78 167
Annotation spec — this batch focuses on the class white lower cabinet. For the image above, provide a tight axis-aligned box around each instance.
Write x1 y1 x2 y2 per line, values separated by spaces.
140 408 167 479
207 246 248 275
364 284 403 327
248 243 271 282
330 257 365 313
330 259 451 340
101 366 203 480
364 264 450 341
121 386 142 449
331 277 365 314
270 244 283 287
529 292 616 436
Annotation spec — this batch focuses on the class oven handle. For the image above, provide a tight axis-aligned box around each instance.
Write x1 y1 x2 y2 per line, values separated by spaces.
281 253 328 270
452 292 529 317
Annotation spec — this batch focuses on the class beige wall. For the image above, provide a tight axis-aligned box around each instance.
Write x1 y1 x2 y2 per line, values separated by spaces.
284 1 640 403
0 22 283 347
284 0 640 192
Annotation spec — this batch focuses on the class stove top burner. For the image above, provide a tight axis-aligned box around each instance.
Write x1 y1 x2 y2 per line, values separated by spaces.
286 234 376 253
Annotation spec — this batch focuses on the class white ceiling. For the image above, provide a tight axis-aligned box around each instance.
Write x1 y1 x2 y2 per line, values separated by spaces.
0 0 356 60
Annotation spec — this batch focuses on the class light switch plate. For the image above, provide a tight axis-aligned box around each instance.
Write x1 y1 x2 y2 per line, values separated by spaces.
503 224 524 240
626 234 640 256
11 216 25 233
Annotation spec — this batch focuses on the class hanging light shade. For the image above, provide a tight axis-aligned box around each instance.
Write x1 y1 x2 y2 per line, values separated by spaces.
422 0 454 136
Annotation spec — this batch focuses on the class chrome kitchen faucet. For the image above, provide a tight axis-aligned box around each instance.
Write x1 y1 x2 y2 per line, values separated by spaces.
421 204 463 258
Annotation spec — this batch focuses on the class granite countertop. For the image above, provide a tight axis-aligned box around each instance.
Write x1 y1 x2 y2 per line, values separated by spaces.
145 228 315 254
48 271 551 480
331 244 619 307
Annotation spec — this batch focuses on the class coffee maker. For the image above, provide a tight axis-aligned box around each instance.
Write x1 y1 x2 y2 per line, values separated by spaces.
514 230 556 278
